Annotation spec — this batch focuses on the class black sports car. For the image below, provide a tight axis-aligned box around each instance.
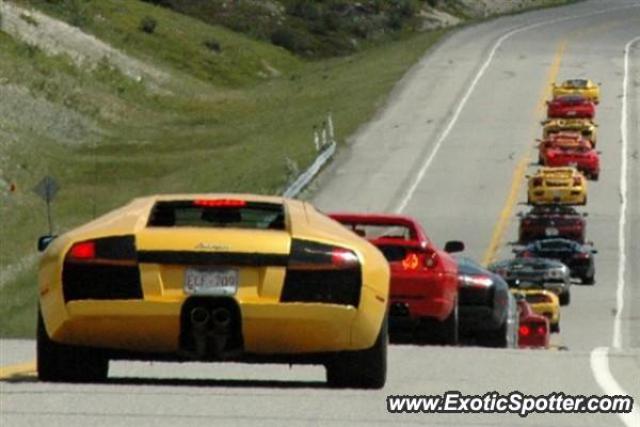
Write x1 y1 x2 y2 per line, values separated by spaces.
514 238 596 284
487 257 572 305
455 256 518 348
517 205 587 244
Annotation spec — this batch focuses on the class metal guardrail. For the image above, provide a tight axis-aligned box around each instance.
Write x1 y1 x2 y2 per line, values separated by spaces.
281 113 336 198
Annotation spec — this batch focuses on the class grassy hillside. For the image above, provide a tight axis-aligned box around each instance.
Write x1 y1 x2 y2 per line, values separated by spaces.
1 0 446 336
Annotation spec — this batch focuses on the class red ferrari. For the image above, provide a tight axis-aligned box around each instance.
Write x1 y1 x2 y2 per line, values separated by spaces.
542 137 600 180
329 213 464 344
515 296 550 349
547 95 595 119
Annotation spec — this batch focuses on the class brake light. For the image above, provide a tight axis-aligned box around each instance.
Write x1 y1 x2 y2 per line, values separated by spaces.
68 241 95 259
535 325 547 335
519 325 531 337
572 176 582 186
332 248 359 268
402 252 420 270
193 199 246 208
574 252 590 259
532 177 543 187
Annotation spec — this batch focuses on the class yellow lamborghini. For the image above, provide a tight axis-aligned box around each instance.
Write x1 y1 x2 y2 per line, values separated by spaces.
541 118 598 146
36 194 390 388
552 79 600 104
527 167 587 206
511 289 560 333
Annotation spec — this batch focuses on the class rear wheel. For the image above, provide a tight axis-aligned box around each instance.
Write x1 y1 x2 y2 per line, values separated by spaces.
326 317 387 389
559 290 571 306
480 320 508 348
37 309 108 383
591 173 599 181
582 274 595 285
436 299 459 346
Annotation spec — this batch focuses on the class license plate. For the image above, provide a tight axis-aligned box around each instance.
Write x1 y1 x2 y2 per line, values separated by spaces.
184 268 238 296
545 227 559 236
567 110 577 116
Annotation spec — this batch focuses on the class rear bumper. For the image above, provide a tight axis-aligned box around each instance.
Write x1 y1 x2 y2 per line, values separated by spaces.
528 189 586 205
519 226 584 243
46 290 383 355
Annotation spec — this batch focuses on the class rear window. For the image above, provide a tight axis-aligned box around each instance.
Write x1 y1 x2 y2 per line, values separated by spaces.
147 200 285 230
340 223 413 240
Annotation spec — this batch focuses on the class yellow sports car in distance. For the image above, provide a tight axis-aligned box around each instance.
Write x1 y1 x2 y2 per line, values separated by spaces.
527 167 587 206
541 118 598 146
511 289 560 333
552 79 600 104
37 194 390 388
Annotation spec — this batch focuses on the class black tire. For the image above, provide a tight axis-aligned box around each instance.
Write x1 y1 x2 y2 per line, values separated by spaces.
439 300 459 346
37 309 108 383
559 290 571 306
582 195 587 206
538 154 544 165
582 274 595 285
591 173 599 181
550 322 560 333
480 320 508 348
326 317 387 389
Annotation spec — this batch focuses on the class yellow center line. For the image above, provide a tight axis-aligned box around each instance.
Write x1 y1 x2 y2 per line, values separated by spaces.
482 40 567 266
0 360 36 380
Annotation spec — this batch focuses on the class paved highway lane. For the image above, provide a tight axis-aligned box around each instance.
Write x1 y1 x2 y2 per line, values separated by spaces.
2 1 639 426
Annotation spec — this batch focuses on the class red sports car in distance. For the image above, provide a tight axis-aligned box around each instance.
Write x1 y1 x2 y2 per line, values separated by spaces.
329 213 464 344
537 132 591 163
514 294 550 349
547 95 595 119
542 137 600 180
518 205 587 244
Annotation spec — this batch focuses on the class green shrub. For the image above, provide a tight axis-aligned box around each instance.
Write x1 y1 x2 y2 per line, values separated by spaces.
139 15 157 34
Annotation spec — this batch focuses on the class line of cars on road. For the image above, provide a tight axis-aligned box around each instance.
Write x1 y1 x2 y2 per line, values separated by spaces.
487 79 602 344
31 78 604 389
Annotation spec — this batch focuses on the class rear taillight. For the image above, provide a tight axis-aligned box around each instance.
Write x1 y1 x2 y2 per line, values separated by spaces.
68 241 95 260
519 325 531 337
401 252 420 271
535 324 547 335
573 176 582 186
63 235 141 302
574 252 590 259
532 177 543 187
282 239 362 306
424 248 439 269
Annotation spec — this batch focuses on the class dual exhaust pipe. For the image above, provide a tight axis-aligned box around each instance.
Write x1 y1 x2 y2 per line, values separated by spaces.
188 305 233 359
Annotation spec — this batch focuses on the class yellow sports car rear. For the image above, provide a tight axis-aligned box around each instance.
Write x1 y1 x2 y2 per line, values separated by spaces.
542 118 598 146
37 194 390 388
527 167 587 206
552 79 600 104
512 289 560 333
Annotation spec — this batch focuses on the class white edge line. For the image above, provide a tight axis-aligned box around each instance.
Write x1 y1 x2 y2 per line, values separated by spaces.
394 4 640 213
590 347 640 427
613 35 640 349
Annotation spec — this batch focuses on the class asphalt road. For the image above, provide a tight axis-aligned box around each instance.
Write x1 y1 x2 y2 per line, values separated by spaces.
1 1 639 426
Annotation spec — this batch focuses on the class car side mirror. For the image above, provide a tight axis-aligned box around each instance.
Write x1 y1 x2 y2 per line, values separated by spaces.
444 240 465 253
597 150 602 154
591 249 598 254
582 212 589 217
37 235 57 252
525 175 531 179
